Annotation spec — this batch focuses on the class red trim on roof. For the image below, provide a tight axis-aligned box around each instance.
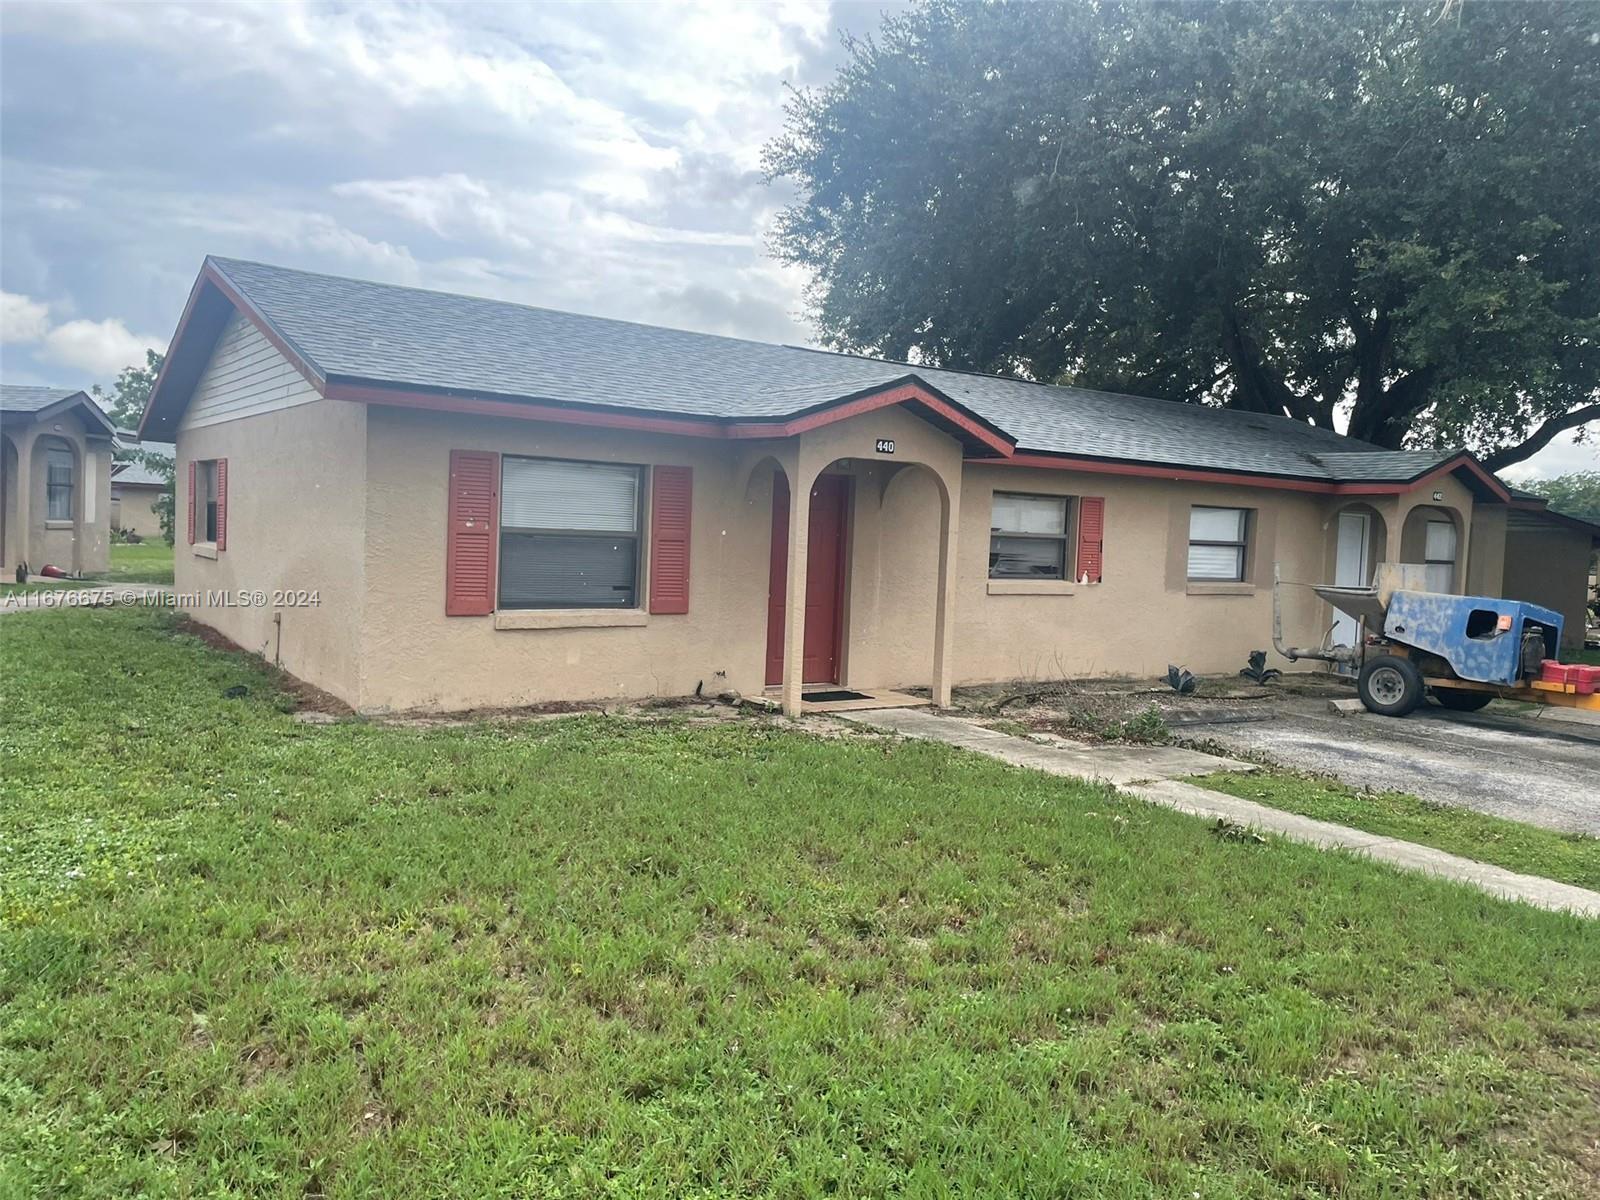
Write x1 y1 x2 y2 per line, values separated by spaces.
325 377 1015 456
725 380 1015 456
201 262 327 395
327 382 729 438
988 450 1510 501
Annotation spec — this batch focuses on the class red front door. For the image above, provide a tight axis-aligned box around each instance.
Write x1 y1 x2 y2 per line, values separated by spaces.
766 474 850 686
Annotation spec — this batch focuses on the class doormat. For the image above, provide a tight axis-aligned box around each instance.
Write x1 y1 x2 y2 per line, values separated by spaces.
803 689 874 703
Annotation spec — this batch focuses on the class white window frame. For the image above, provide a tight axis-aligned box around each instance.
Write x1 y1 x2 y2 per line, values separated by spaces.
1187 506 1251 583
497 456 645 610
989 492 1073 581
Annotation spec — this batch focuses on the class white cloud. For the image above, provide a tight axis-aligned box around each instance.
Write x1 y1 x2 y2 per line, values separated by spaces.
1 291 52 343
38 318 162 377
1499 426 1600 482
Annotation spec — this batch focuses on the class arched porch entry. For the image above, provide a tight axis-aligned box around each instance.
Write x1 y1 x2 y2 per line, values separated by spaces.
739 405 966 716
1400 504 1465 593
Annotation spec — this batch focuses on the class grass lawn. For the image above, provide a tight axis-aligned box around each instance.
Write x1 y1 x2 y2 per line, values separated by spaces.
3 611 1598 1198
1193 768 1600 892
100 540 175 584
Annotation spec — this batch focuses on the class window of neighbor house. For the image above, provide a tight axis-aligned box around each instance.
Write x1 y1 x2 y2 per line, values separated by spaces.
45 444 74 521
1187 506 1251 581
989 492 1071 579
499 456 642 609
195 460 218 542
1424 519 1457 593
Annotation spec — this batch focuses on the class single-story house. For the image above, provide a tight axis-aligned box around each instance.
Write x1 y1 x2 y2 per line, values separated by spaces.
138 257 1595 714
111 431 174 540
1 384 115 578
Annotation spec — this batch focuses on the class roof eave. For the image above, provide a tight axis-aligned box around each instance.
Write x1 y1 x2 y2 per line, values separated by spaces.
139 258 328 441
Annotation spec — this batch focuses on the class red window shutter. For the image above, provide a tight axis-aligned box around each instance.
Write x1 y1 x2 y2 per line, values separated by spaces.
445 450 499 616
648 465 692 614
215 459 228 550
1077 496 1105 582
187 461 196 545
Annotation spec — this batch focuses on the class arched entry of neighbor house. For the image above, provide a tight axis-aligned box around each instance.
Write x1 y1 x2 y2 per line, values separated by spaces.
1330 503 1388 646
1401 504 1464 593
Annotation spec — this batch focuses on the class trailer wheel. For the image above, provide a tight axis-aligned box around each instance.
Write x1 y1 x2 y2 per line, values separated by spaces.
1432 688 1494 712
1357 654 1424 716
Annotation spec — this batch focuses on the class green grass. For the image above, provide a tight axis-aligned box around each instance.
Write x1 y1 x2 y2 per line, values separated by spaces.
3 610 1598 1199
99 540 174 584
1569 644 1600 666
1192 768 1600 892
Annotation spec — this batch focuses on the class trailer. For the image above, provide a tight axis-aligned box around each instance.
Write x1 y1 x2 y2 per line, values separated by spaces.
1272 564 1600 717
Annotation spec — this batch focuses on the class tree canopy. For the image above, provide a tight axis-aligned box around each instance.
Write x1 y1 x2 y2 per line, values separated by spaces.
1521 471 1600 525
765 0 1600 468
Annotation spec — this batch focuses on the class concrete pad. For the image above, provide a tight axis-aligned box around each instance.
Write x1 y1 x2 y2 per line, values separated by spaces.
1327 698 1365 717
1527 704 1600 727
836 705 1600 919
834 707 1253 785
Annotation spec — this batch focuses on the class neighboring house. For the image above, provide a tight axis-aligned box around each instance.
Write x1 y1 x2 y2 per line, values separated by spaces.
111 431 174 540
1495 489 1600 650
138 257 1586 713
0 385 115 578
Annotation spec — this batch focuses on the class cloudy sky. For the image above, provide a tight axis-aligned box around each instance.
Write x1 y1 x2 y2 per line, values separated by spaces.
0 0 1592 480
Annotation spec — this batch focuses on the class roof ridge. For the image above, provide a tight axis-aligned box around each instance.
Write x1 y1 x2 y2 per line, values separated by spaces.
207 255 839 360
207 257 1377 445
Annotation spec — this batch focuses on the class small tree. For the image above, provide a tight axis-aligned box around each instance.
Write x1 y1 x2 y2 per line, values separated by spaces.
96 351 176 544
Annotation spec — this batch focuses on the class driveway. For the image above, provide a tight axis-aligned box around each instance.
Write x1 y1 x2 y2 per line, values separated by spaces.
1176 699 1600 836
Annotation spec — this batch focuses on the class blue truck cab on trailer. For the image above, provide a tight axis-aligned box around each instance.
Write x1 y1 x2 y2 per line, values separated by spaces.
1381 593 1564 686
1356 591 1565 715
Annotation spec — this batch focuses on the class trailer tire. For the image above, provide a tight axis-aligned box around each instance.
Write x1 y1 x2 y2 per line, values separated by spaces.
1357 655 1425 716
1432 688 1494 712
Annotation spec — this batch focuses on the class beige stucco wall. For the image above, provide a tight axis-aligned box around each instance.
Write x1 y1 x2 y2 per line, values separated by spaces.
111 483 164 539
173 382 1514 711
1500 523 1595 651
175 397 368 705
0 409 111 577
356 402 1401 710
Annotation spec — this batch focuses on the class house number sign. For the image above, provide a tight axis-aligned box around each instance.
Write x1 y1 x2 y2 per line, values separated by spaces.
874 438 895 455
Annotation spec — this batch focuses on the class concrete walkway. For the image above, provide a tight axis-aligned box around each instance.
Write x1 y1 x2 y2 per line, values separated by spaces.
836 707 1600 919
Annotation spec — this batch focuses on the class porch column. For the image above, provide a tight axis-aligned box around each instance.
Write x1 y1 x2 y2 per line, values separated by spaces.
10 429 35 574
781 456 822 718
930 477 960 707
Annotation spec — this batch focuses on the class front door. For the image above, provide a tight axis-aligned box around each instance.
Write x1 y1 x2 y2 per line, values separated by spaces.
766 474 849 686
1332 510 1372 648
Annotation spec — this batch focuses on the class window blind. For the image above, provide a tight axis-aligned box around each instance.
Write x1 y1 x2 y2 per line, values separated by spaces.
501 458 638 532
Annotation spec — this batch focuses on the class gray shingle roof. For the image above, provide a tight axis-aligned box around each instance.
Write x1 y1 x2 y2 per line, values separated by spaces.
112 436 174 487
205 257 1475 485
1 384 83 414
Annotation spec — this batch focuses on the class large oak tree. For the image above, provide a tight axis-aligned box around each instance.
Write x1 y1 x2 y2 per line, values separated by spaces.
765 0 1600 468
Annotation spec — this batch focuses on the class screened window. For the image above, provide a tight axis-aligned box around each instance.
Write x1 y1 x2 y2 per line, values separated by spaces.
989 492 1070 579
499 457 642 609
1187 506 1250 582
195 460 218 542
45 444 74 521
1423 519 1457 593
